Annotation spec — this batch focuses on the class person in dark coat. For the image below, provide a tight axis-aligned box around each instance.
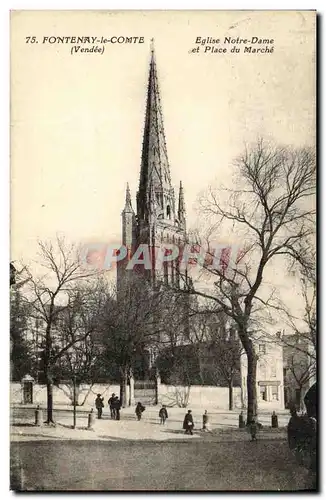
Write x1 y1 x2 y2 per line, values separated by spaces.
183 410 194 435
304 382 317 419
304 383 317 486
159 405 168 425
202 410 209 431
108 393 116 419
113 396 121 420
95 394 104 419
135 402 145 421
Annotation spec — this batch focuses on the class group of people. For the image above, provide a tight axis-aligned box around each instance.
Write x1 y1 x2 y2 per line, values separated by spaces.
108 393 122 420
95 393 121 420
95 394 209 434
183 409 210 434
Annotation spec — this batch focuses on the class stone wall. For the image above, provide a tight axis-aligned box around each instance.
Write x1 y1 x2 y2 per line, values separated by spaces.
12 381 283 411
10 382 120 408
158 384 242 409
11 381 242 410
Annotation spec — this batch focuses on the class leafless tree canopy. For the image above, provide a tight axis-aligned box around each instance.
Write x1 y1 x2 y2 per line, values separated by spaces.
183 139 316 422
23 235 104 422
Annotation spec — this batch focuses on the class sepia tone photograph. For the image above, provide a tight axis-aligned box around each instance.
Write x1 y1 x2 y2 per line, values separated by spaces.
10 10 316 491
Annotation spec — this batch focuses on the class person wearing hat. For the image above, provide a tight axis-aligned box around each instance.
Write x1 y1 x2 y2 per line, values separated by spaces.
113 396 122 421
108 393 116 419
95 394 104 419
183 409 194 435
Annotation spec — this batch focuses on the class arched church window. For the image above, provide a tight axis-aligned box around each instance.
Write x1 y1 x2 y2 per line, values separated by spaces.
167 205 171 219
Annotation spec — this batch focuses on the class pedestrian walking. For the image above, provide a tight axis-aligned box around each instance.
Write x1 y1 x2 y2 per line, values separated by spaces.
113 396 121 420
159 405 168 425
183 409 194 435
135 402 145 421
95 394 104 419
202 410 210 431
108 393 116 419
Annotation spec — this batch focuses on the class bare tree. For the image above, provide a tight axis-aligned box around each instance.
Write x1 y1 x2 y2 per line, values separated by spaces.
24 236 100 423
10 287 34 381
101 275 168 407
155 288 193 375
280 278 316 360
10 262 31 289
204 317 243 410
53 337 103 406
51 280 110 405
178 139 315 423
281 235 316 361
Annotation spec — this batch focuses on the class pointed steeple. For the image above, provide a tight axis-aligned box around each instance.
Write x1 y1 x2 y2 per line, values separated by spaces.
178 181 186 227
137 41 174 222
122 183 134 214
121 183 135 248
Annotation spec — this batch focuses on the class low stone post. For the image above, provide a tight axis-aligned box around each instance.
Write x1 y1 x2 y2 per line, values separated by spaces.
88 408 95 430
35 405 43 426
239 411 245 428
271 411 278 428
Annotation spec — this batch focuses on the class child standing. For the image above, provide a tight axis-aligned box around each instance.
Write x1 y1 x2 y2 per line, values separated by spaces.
135 402 146 421
202 410 209 431
159 405 168 425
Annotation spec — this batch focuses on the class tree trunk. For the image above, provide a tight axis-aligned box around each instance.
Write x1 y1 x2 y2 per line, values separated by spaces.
119 367 128 408
240 378 245 409
72 383 80 406
228 378 233 411
197 348 205 385
45 316 54 424
238 327 258 424
299 386 305 412
246 351 257 424
46 377 54 424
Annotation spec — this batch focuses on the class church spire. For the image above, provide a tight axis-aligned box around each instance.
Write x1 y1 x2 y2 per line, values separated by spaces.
178 181 186 228
137 41 174 222
122 182 133 213
121 182 135 248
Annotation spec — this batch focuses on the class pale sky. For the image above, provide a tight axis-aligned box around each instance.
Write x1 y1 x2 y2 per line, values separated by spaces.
11 10 315 313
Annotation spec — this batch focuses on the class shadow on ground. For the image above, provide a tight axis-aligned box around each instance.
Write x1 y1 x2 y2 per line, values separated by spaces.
10 437 313 492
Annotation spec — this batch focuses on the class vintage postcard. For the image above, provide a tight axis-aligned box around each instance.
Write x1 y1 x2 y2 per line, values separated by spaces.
10 10 316 491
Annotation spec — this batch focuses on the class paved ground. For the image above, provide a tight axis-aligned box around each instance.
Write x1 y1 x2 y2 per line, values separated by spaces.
11 404 291 436
11 438 311 491
10 405 314 491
